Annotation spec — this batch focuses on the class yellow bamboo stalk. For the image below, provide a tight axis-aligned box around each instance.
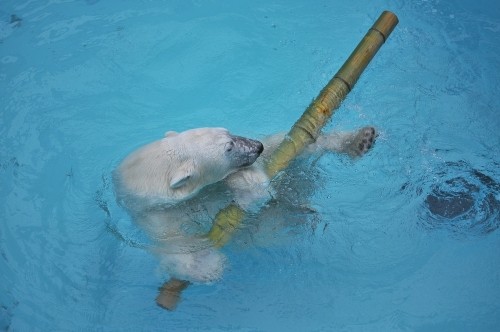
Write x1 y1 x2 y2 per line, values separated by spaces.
157 11 399 310
207 203 246 247
208 10 398 247
265 10 398 177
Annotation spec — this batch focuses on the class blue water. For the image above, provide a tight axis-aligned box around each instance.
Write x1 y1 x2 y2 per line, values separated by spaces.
1 0 499 331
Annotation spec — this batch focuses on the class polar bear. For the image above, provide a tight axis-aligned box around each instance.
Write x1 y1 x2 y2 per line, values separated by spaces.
114 126 375 284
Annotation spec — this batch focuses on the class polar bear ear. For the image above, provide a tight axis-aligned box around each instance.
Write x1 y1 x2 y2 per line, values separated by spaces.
169 161 196 189
165 131 178 138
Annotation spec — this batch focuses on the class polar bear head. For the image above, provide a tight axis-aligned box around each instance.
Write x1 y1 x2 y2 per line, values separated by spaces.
116 127 264 206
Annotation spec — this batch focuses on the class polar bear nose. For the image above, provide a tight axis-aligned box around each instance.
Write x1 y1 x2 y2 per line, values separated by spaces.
230 135 264 167
257 141 264 154
234 136 263 154
250 140 264 155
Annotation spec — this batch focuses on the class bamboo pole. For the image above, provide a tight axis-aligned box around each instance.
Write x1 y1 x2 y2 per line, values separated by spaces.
208 10 398 248
265 10 398 177
156 11 399 310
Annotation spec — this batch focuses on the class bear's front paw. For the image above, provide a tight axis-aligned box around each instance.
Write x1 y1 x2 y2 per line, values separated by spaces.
345 126 377 158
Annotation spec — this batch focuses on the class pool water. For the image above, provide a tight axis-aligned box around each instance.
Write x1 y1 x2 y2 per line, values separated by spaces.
1 0 499 331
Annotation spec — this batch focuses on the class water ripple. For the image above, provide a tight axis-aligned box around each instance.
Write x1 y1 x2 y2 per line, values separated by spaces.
419 161 500 236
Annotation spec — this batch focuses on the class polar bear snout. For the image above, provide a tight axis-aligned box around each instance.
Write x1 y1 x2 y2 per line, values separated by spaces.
229 135 264 168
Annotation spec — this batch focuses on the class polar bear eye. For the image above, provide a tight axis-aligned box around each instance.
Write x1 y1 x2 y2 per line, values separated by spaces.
225 141 235 152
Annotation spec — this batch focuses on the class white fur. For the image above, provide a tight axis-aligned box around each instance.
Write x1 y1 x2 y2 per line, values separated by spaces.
115 128 263 283
114 126 375 283
116 128 241 205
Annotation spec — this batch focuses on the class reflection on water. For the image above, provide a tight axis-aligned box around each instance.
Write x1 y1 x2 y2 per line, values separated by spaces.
420 161 500 236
